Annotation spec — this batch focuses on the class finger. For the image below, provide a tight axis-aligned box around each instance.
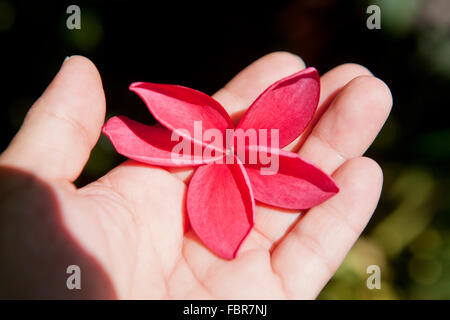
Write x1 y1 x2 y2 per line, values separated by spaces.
288 63 373 151
0 56 106 182
271 157 383 299
299 75 393 173
169 51 306 181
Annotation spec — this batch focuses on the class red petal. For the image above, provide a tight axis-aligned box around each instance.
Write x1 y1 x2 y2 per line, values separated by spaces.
241 145 338 209
187 159 254 259
103 116 222 167
130 82 233 150
236 67 320 148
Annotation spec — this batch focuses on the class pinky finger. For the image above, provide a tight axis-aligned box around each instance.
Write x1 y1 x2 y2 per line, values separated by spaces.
271 157 383 299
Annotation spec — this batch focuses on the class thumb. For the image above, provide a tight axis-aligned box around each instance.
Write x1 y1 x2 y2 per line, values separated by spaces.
0 56 106 182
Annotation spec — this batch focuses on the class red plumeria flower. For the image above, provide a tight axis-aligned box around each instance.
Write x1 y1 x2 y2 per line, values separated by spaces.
102 67 339 260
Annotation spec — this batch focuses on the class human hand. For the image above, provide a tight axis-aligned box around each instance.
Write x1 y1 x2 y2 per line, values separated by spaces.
0 52 392 299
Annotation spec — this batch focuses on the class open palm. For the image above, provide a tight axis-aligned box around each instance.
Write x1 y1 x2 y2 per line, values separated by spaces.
0 53 392 299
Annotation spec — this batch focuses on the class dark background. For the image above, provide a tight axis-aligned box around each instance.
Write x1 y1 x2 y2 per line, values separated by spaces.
0 0 449 299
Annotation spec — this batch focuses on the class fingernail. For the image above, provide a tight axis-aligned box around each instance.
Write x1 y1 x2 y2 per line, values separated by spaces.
63 56 71 65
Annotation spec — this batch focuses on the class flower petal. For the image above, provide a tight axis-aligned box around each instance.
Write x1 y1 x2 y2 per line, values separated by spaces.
187 158 254 259
236 67 320 148
130 82 233 150
102 116 222 167
240 145 339 209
